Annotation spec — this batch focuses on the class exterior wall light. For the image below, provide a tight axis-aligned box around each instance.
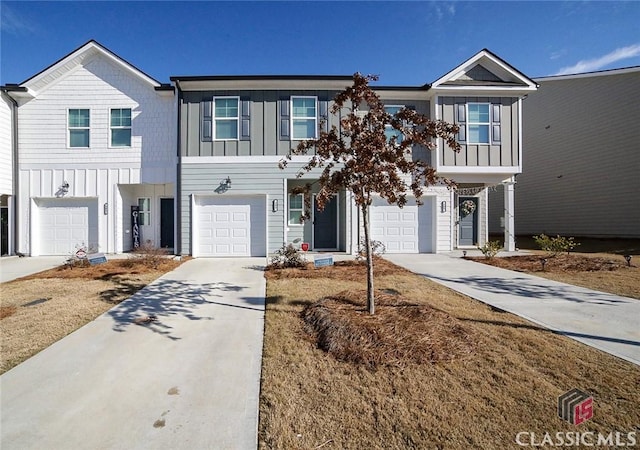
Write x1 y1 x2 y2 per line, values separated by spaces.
272 199 278 212
441 201 447 213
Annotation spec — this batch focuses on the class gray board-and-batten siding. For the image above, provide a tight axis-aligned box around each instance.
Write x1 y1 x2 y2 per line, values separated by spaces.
439 96 520 167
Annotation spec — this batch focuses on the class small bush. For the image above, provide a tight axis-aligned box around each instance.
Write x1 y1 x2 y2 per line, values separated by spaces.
533 234 580 256
478 241 502 259
356 239 386 261
125 241 168 269
270 244 307 268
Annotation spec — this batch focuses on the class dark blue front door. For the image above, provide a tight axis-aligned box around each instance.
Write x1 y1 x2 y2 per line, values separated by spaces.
313 196 337 249
458 197 478 246
160 198 174 249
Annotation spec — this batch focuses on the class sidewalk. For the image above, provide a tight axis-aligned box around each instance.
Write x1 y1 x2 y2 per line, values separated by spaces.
385 253 640 366
1 258 266 450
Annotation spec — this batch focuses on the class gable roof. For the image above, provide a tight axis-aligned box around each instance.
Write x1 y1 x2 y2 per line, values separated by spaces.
16 40 172 98
430 49 538 94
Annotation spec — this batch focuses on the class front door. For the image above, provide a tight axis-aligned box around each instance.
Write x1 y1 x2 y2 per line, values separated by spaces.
160 198 174 249
458 197 478 246
1 207 8 256
313 195 338 250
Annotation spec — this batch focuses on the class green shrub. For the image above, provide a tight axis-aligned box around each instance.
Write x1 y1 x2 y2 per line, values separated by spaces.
478 240 502 259
270 244 307 268
533 234 580 256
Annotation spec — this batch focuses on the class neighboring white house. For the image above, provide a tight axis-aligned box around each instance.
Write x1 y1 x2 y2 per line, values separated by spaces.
489 66 640 239
0 91 15 255
2 40 176 256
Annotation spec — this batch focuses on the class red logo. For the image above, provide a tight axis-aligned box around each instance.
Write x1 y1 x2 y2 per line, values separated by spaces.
558 389 593 425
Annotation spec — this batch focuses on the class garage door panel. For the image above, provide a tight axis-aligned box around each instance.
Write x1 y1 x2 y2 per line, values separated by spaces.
370 197 434 254
36 198 98 255
196 196 266 257
215 229 230 238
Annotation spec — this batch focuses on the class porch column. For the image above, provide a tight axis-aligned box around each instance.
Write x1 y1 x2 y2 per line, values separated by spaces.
503 178 516 252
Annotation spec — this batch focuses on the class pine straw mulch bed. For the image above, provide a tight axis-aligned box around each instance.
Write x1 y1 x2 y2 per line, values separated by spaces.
265 256 412 281
467 253 630 272
260 259 640 449
467 253 640 299
301 290 475 368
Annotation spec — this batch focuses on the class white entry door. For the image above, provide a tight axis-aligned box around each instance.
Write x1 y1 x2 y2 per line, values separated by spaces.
195 196 266 257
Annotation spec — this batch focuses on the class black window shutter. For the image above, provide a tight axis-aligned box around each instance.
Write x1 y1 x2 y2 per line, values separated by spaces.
456 103 466 142
241 99 251 140
201 99 212 142
318 100 328 133
279 98 290 140
491 103 501 143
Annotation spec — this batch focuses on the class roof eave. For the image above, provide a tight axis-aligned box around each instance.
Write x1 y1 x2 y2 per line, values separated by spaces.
21 40 163 94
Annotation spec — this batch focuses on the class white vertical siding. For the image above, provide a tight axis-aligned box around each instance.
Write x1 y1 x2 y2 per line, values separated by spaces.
433 186 453 252
0 94 13 195
16 53 176 254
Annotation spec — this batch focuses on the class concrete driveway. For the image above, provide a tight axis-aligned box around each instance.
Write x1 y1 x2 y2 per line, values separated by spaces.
0 256 63 283
1 258 266 450
386 253 640 366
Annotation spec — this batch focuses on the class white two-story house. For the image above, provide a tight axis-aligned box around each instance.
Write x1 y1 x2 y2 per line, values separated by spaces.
172 49 536 257
1 41 176 256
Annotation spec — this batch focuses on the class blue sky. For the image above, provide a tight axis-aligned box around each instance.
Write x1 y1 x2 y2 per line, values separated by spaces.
1 1 639 86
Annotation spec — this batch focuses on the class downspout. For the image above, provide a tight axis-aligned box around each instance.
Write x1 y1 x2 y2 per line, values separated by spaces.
2 89 19 255
175 83 182 255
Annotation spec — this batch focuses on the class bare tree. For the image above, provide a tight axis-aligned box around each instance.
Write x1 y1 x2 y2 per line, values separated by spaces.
280 73 459 314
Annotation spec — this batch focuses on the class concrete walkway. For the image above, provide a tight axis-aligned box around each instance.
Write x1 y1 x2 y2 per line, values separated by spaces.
1 258 266 450
385 253 640 366
0 256 63 283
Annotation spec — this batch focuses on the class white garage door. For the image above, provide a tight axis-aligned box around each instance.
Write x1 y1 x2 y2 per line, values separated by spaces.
195 196 266 257
370 197 434 253
36 198 99 255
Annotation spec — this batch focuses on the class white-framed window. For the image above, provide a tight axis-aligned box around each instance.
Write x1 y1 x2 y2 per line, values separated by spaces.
467 103 490 144
138 198 151 226
110 108 132 147
291 96 317 140
68 109 90 148
214 97 239 140
288 194 304 225
384 105 404 144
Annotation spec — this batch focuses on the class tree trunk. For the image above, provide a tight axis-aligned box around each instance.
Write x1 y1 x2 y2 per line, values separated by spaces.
361 203 375 314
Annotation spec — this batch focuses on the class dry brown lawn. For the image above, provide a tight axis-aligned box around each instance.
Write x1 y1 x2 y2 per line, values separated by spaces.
0 257 183 374
470 253 640 300
259 259 640 449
